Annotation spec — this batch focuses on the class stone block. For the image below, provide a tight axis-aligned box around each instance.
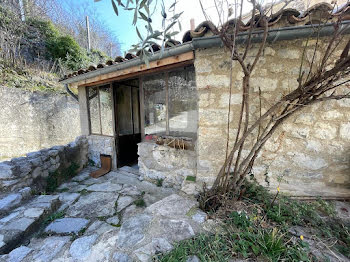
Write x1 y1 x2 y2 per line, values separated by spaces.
26 151 42 158
8 246 32 262
32 166 42 178
32 236 70 262
0 163 14 179
251 77 278 91
29 157 42 167
314 123 337 140
0 193 22 211
321 110 343 120
340 123 350 140
219 93 242 107
50 157 56 165
69 234 98 260
19 187 31 199
19 162 32 177
116 214 152 248
292 153 327 171
277 48 300 59
45 218 89 235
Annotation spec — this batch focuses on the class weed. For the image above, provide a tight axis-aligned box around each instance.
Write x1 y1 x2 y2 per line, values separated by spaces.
45 162 80 193
156 178 164 187
97 216 108 221
43 211 65 225
134 198 146 207
79 189 89 195
157 181 349 261
185 176 196 182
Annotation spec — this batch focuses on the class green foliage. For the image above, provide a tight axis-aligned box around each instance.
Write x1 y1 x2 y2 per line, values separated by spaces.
134 198 146 207
26 18 60 39
244 181 349 258
156 178 164 187
47 35 87 71
45 162 80 193
157 182 349 261
44 211 65 225
185 176 196 182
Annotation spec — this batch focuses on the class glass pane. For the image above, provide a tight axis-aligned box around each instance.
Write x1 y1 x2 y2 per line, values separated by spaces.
116 85 133 135
88 87 101 134
132 87 140 134
143 74 166 136
99 85 114 136
169 67 197 140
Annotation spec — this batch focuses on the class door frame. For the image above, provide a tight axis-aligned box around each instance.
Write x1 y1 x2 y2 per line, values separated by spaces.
113 78 142 167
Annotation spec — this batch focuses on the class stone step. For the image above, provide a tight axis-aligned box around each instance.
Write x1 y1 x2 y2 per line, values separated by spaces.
0 195 60 254
0 187 32 217
119 166 140 176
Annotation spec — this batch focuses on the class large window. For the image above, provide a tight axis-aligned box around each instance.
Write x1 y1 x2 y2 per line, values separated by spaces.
143 66 197 140
87 85 114 136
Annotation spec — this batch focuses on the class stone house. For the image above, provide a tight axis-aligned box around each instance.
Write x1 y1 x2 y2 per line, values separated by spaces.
60 3 350 198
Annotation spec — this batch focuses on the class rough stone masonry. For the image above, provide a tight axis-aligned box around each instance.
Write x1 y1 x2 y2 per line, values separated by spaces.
194 38 350 197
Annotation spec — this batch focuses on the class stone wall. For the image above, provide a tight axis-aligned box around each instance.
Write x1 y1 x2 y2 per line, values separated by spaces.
0 86 81 161
0 136 88 193
87 135 116 168
138 142 196 188
195 39 350 197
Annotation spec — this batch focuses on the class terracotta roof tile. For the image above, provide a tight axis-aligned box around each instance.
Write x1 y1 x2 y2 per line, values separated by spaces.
62 2 350 81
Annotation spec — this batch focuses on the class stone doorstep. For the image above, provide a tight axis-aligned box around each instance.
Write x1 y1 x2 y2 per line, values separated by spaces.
0 195 60 255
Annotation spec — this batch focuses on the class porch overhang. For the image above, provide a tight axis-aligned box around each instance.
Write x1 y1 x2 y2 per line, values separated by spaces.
61 49 195 88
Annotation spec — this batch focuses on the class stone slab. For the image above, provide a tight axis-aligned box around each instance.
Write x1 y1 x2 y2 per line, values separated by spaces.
86 182 123 192
69 234 98 260
65 192 119 218
116 214 152 249
0 194 22 213
8 246 32 262
116 196 134 212
31 236 70 262
146 194 198 217
45 218 89 235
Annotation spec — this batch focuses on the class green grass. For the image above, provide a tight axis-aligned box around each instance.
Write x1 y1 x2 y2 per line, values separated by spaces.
134 198 146 207
43 211 65 225
156 178 164 187
185 176 196 182
46 162 80 193
155 181 350 261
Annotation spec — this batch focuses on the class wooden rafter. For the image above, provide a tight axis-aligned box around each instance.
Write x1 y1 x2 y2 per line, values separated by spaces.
69 51 194 88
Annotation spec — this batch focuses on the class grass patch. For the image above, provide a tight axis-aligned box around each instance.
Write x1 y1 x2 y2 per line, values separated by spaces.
46 162 79 193
156 178 164 187
155 181 350 261
43 211 65 225
134 198 146 207
185 176 196 182
79 189 89 195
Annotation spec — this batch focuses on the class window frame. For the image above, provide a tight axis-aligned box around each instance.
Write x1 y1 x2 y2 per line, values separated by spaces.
142 65 196 140
87 84 114 137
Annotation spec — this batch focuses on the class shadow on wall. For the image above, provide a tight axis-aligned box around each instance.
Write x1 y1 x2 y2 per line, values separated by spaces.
0 86 81 161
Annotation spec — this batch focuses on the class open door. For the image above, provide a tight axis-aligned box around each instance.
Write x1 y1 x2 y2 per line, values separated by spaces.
114 80 141 167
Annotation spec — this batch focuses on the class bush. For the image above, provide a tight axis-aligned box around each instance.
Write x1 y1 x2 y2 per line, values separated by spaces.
47 35 88 71
26 18 59 39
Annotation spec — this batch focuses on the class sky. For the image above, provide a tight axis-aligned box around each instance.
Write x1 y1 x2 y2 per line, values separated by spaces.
81 0 266 54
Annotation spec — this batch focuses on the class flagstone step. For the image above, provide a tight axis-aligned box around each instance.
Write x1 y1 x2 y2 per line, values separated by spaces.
0 195 60 254
0 188 31 217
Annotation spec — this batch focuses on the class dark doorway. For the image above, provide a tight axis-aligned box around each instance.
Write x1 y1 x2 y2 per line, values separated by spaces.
113 79 141 167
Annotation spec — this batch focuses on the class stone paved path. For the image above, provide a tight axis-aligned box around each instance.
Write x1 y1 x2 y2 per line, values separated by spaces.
0 166 209 262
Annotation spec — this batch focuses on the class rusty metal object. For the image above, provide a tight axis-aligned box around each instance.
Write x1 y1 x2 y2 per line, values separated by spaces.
90 154 112 178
